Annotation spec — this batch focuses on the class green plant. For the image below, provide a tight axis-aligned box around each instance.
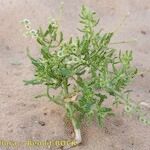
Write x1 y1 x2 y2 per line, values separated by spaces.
22 6 149 145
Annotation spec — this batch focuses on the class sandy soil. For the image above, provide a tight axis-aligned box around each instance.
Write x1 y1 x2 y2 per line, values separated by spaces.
0 0 150 150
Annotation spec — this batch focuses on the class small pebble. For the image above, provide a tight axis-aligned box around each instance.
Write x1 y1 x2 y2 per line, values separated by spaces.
5 45 10 50
43 112 47 116
8 129 13 132
38 121 46 126
141 30 146 35
140 73 144 78
20 125 26 129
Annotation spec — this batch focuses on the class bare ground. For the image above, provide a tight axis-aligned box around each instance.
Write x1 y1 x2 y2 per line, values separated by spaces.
0 0 150 150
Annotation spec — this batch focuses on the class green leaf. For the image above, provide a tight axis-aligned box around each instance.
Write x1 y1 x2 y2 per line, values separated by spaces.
59 32 63 43
97 107 114 127
41 46 50 59
23 79 42 85
37 37 46 46
59 67 72 77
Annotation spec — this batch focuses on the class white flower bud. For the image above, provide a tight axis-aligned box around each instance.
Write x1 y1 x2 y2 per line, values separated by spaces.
21 19 31 25
29 29 38 38
57 51 64 57
25 24 31 30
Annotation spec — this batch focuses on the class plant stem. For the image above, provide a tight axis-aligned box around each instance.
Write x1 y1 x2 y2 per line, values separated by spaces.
65 103 82 145
63 78 82 144
47 86 63 106
110 39 136 45
63 78 69 96
71 118 82 144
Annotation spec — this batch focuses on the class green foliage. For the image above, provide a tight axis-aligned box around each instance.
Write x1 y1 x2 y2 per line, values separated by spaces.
23 6 149 128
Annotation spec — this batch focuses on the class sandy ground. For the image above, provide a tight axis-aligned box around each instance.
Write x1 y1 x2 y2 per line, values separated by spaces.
0 0 150 150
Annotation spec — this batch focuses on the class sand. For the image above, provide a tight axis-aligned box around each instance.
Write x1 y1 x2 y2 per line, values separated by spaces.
0 0 150 150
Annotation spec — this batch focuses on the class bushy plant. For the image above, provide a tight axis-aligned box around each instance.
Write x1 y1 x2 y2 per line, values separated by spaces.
22 6 149 145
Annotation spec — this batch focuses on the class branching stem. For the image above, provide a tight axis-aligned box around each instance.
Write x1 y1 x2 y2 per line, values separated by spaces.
46 86 63 106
